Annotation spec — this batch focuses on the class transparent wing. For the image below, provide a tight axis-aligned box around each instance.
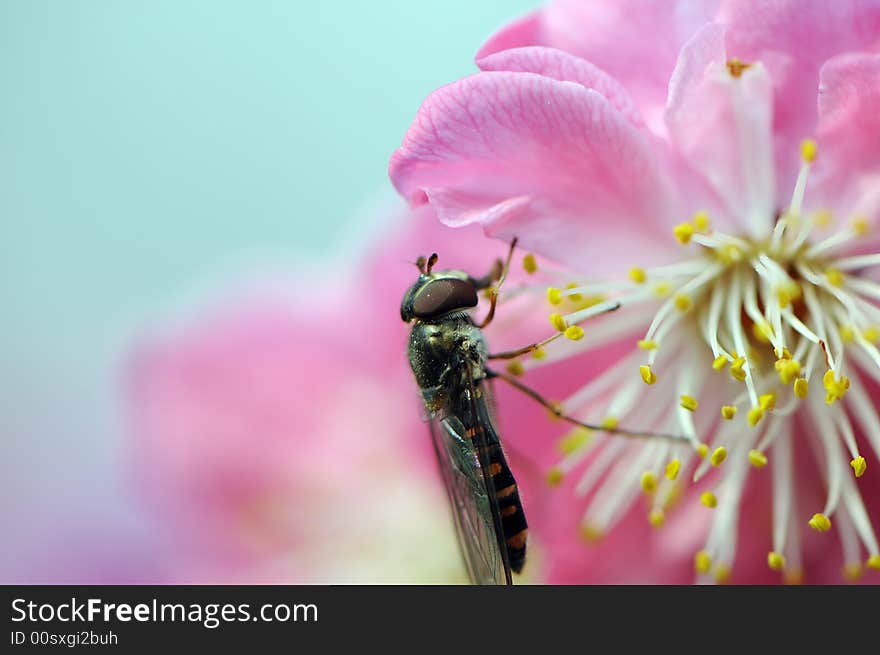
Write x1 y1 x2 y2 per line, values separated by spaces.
429 415 510 585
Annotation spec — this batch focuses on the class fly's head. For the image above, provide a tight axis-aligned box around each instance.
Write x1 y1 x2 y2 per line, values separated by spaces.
400 253 479 324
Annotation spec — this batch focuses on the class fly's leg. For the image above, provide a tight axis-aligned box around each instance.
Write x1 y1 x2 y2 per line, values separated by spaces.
488 301 621 360
475 237 518 329
469 238 517 291
485 368 692 443
487 332 565 361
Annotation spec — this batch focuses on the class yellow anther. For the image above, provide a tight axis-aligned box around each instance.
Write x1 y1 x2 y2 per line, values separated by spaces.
730 357 747 381
825 268 844 287
579 523 604 544
505 360 525 377
748 450 768 468
649 509 665 528
714 564 731 584
565 325 585 341
532 347 546 360
601 416 619 430
546 467 564 487
850 456 866 478
696 443 709 459
547 287 563 305
653 281 671 297
726 58 751 77
564 282 583 302
522 253 537 274
700 491 717 508
673 222 695 244
557 427 592 455
852 217 870 235
776 358 801 384
549 313 567 332
674 294 692 312
712 354 729 371
752 321 772 344
665 459 681 481
759 393 776 411
692 210 710 232
814 208 833 227
783 569 804 585
843 563 863 582
808 513 831 532
781 209 800 229
800 138 817 163
794 377 809 399
694 550 712 574
637 339 658 350
747 406 764 427
641 471 658 494
721 405 737 420
867 555 880 571
823 369 850 404
629 267 647 284
567 294 606 312
863 326 880 343
639 365 657 385
710 447 727 467
717 244 742 264
767 552 786 571
777 287 793 309
680 395 698 412
664 481 683 509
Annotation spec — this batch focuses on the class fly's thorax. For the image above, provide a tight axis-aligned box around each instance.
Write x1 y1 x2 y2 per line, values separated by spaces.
407 314 488 398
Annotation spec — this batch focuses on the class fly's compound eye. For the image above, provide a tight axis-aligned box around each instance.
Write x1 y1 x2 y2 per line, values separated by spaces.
410 277 478 320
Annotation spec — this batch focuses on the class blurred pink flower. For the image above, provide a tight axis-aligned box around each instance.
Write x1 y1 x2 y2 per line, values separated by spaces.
4 524 172 585
128 210 551 583
390 0 880 583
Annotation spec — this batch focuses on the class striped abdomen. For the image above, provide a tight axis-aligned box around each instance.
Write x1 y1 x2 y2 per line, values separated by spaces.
485 442 528 573
453 372 528 577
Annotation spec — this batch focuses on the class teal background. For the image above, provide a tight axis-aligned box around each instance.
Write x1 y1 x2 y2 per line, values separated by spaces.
0 1 534 577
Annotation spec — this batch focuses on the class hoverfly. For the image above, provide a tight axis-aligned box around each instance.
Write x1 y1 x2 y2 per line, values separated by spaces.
401 240 689 585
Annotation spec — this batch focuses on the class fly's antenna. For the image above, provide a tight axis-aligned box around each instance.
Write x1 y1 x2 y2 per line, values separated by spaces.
426 253 439 274
415 256 427 275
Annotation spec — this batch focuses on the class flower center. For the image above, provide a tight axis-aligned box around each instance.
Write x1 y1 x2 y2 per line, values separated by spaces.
512 139 880 582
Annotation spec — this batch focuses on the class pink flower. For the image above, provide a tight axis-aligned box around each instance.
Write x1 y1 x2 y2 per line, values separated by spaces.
390 0 880 583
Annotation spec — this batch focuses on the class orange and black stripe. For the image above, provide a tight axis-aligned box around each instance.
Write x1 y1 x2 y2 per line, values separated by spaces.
464 396 528 574
484 441 528 573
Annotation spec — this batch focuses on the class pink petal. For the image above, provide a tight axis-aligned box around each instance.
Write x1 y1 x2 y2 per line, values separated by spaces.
666 23 775 234
475 46 643 127
389 72 681 272
807 54 880 243
476 10 546 59
477 0 720 130
817 54 880 182
721 0 880 190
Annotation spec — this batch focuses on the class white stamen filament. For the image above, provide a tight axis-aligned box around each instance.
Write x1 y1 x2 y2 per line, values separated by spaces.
522 134 880 583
